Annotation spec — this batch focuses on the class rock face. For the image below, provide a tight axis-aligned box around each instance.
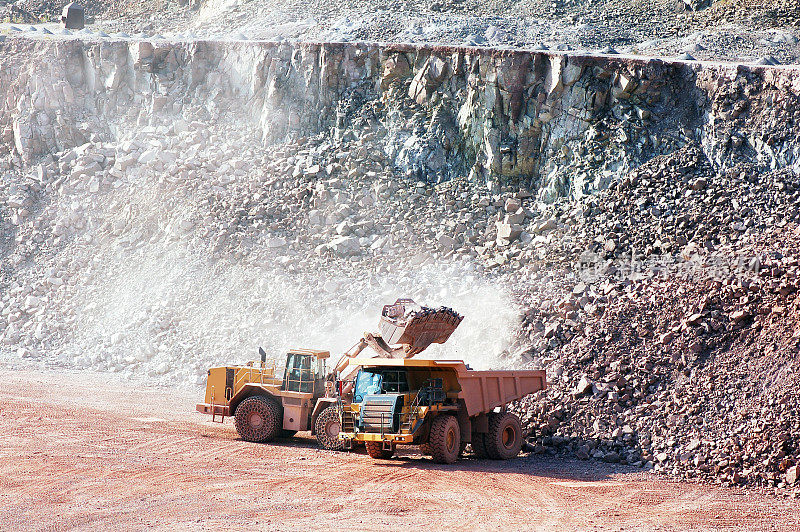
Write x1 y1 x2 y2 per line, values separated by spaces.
2 38 800 201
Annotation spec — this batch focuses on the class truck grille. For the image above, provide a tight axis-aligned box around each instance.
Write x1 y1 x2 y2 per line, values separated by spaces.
358 394 403 433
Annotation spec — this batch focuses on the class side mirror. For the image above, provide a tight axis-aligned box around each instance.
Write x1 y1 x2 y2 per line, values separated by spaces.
258 347 267 365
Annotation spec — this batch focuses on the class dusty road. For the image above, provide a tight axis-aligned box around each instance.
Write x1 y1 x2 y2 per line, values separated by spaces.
0 365 797 531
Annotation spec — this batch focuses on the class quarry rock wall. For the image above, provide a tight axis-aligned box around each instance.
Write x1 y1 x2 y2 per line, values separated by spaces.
2 38 800 201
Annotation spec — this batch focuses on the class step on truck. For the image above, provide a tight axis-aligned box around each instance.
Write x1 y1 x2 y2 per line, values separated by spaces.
338 358 547 463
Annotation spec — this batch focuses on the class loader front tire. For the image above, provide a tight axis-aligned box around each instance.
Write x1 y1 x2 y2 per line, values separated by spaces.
234 395 282 443
315 405 345 451
485 412 523 460
365 441 394 459
429 415 460 464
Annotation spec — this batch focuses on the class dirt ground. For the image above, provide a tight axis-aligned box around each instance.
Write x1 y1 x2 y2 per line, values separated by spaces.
0 365 797 531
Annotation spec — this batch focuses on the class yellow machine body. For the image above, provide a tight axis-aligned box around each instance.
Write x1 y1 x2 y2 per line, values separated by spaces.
338 357 546 447
203 365 281 406
196 349 332 431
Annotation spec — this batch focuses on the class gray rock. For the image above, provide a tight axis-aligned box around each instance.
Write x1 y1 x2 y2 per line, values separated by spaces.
603 451 621 463
438 234 457 251
496 222 523 242
504 197 521 213
329 235 360 257
533 218 557 234
575 376 593 395
787 465 798 485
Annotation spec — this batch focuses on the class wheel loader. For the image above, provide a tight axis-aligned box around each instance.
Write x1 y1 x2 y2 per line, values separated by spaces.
196 299 465 449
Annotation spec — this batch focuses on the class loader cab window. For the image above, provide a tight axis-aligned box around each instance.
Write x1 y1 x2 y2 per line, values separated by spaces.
283 353 324 393
353 368 409 402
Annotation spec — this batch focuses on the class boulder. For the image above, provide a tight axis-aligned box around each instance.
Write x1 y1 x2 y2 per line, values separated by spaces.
329 236 360 257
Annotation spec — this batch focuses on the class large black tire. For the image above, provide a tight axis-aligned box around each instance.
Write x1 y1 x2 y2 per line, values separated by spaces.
365 441 394 459
471 432 489 458
234 395 282 443
485 412 523 460
315 405 345 451
429 415 461 464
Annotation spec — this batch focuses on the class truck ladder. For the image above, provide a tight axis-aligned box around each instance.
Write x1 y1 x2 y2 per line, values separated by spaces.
400 391 424 434
336 391 357 449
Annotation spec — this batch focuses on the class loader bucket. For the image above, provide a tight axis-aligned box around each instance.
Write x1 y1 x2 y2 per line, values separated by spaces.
378 299 463 356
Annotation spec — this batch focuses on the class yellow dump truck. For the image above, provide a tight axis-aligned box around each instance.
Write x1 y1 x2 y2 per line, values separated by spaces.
338 358 547 464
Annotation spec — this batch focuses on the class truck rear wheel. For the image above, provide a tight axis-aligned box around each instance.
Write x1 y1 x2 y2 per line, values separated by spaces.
234 395 282 443
485 412 523 460
365 441 394 459
429 415 461 464
315 405 345 451
471 432 489 458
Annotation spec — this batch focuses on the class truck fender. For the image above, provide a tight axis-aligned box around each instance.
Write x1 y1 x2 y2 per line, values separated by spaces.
310 398 338 435
229 384 281 416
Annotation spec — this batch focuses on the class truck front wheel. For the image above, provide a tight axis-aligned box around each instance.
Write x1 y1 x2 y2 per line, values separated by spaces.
315 405 345 451
365 441 394 459
234 395 282 443
429 415 461 464
485 412 523 460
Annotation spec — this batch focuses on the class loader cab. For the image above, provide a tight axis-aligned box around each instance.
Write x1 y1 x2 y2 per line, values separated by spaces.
282 349 329 395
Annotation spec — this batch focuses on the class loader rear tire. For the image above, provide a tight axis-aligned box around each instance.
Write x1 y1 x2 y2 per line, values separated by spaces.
315 405 345 451
234 395 282 443
429 415 460 464
471 432 489 458
485 412 523 460
365 441 394 459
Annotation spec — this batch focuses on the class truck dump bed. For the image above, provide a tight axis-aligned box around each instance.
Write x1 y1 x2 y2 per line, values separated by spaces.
456 369 546 417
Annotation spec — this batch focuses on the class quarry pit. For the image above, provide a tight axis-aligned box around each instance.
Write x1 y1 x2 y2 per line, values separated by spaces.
2 7 800 529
